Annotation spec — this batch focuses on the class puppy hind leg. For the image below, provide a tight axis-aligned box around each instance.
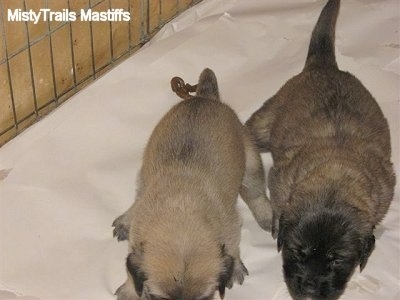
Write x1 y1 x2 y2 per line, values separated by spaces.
226 256 249 289
224 239 249 288
240 132 273 232
245 97 277 152
112 170 144 241
221 216 249 289
268 167 290 239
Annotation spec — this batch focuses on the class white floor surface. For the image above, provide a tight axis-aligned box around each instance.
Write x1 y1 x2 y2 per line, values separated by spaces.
0 0 399 299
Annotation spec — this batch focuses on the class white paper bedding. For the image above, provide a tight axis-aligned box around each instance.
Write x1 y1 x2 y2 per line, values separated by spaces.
0 0 399 299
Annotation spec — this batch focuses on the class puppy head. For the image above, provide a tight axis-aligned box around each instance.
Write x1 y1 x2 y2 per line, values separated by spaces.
126 241 234 300
278 207 375 300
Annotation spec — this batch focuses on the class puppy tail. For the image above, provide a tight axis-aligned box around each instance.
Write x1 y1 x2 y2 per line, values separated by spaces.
196 68 220 101
304 0 340 70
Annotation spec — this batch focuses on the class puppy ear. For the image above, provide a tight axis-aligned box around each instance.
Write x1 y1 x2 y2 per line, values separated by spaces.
359 234 375 271
277 214 286 252
218 245 234 299
126 249 147 297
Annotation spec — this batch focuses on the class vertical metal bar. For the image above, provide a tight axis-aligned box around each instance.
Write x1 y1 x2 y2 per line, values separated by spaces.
128 0 132 51
23 0 38 116
68 0 77 91
0 2 18 131
108 0 114 60
89 0 96 78
142 0 148 42
158 0 162 19
146 0 150 35
46 0 59 104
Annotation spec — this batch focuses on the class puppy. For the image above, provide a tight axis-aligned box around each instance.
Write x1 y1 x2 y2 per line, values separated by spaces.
112 68 273 300
246 0 395 299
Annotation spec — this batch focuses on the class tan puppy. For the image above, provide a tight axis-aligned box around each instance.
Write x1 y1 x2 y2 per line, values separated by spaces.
113 68 273 300
246 0 395 299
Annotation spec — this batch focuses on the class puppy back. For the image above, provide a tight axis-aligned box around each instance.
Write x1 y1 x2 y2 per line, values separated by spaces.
305 0 340 70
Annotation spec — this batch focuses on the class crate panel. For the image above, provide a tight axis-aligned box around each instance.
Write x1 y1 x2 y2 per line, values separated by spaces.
0 0 202 146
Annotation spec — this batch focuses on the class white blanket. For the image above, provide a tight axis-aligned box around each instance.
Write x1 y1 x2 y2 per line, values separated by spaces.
0 0 398 299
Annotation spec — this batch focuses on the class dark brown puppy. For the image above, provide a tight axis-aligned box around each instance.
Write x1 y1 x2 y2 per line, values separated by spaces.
246 0 395 299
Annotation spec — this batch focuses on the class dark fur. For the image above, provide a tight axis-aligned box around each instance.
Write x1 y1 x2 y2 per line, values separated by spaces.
277 201 376 299
126 251 146 297
246 0 395 299
218 245 236 299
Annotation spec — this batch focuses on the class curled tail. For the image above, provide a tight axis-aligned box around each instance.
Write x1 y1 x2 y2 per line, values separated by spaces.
195 68 220 101
171 68 220 101
305 0 340 70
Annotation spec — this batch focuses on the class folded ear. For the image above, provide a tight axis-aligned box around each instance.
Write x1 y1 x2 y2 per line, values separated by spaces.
360 234 375 272
218 245 234 299
126 248 146 297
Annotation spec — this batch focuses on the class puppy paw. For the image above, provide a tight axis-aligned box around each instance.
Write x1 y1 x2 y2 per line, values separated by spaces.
256 218 273 232
271 213 280 239
227 259 249 288
112 214 130 241
247 196 273 232
115 281 138 300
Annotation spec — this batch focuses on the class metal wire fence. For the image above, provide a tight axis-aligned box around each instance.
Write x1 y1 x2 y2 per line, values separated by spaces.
0 0 200 146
